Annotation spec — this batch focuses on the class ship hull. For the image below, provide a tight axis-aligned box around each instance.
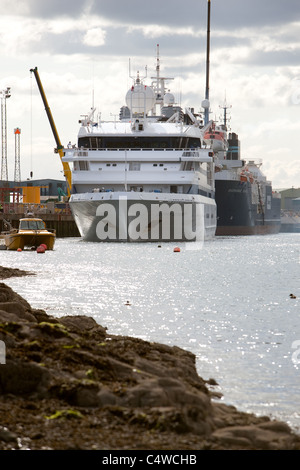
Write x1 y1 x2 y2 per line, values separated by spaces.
215 180 281 236
0 232 55 250
69 192 216 243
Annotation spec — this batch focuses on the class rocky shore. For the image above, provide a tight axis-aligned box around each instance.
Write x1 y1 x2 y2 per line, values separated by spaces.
0 265 300 450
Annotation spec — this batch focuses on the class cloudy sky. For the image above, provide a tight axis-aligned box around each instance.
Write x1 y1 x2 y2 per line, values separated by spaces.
0 0 300 189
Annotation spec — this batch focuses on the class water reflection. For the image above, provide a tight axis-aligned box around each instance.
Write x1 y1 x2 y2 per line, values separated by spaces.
3 234 300 431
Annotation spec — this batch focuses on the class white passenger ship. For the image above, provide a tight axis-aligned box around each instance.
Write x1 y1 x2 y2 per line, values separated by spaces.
63 48 216 242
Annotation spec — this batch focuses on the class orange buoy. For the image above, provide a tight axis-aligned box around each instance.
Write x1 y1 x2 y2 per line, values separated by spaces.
173 247 181 252
36 245 45 253
17 248 22 252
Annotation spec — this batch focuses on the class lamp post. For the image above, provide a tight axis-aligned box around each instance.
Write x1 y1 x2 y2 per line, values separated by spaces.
1 87 11 181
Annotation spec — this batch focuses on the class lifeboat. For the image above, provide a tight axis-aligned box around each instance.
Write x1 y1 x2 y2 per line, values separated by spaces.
203 123 227 152
240 167 254 183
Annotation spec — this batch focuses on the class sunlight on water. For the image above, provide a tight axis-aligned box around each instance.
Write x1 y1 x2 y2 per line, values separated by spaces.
2 233 300 432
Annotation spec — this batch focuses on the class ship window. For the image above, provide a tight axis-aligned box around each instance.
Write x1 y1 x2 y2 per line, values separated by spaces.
153 163 157 167
79 161 89 170
187 138 201 149
91 137 193 149
77 136 201 150
78 137 90 148
20 220 45 230
106 163 111 166
129 162 141 171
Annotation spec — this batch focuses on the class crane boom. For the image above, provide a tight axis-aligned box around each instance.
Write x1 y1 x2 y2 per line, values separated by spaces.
30 67 72 197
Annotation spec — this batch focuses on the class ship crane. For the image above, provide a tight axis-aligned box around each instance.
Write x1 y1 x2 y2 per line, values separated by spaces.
30 67 72 197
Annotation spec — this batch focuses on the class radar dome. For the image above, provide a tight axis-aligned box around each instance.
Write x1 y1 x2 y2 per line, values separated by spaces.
126 84 155 115
164 92 175 106
201 99 210 109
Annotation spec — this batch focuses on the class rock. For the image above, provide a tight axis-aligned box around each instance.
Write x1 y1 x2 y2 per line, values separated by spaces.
0 267 34 280
0 283 32 310
211 421 299 450
0 302 37 322
0 359 50 396
0 426 17 444
0 272 299 450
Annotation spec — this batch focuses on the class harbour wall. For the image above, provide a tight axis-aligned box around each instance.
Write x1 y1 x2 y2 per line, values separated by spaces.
0 203 80 238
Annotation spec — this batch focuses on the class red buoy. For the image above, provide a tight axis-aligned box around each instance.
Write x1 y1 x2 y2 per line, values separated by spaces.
36 245 45 253
173 247 181 252
40 243 47 250
17 248 22 252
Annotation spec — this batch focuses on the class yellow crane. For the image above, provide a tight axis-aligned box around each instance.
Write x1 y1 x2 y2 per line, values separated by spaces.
30 67 72 197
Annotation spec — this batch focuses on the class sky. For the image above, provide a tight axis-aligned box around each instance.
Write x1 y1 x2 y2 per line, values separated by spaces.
0 0 300 190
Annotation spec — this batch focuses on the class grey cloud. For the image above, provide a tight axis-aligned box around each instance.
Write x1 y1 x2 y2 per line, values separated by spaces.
12 0 300 73
89 0 300 29
12 0 300 31
89 0 204 27
246 48 300 67
21 0 89 18
212 0 300 28
24 22 300 71
22 25 205 60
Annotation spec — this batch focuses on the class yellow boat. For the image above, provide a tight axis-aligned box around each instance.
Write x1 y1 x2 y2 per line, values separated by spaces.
0 218 56 251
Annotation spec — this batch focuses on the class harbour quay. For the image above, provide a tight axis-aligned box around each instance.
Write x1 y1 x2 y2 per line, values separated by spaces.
0 202 80 238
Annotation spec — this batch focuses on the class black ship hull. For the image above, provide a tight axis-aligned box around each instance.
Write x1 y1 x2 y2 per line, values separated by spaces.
215 180 281 236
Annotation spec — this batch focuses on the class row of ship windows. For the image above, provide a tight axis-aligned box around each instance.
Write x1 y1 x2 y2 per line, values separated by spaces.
75 162 199 171
102 163 165 168
78 136 202 149
76 162 172 170
102 163 165 167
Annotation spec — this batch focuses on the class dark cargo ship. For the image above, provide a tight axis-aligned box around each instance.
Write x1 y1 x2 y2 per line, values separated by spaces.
211 130 281 235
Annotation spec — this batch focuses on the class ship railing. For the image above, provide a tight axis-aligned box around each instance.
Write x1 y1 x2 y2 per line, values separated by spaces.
63 147 213 164
65 147 208 155
245 158 263 166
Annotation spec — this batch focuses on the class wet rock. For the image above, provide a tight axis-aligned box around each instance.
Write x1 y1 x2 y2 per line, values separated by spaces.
0 267 34 280
0 359 50 396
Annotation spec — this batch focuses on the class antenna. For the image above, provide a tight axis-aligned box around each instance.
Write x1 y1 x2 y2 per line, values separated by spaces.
151 43 173 112
204 0 211 126
129 58 147 83
91 59 95 110
219 94 232 129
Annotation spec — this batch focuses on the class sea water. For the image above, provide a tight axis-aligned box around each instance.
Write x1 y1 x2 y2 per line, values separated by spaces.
1 233 300 432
